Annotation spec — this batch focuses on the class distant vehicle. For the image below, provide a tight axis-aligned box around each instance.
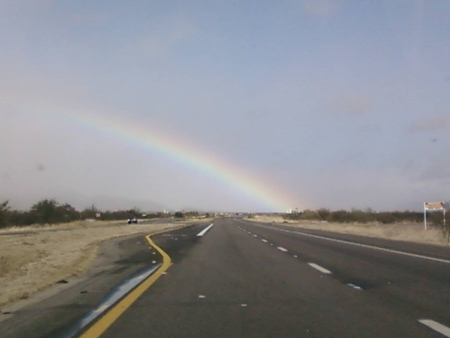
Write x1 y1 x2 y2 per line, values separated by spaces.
127 217 138 224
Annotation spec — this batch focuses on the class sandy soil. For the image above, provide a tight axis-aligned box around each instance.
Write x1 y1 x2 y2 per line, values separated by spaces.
0 219 205 309
247 215 448 246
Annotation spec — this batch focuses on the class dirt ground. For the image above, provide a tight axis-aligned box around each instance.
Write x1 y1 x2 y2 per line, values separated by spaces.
247 215 448 246
0 219 206 310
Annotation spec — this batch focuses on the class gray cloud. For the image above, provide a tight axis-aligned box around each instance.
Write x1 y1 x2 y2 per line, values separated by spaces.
124 18 195 58
302 0 339 18
418 150 450 181
331 92 371 116
409 114 450 133
1 1 450 212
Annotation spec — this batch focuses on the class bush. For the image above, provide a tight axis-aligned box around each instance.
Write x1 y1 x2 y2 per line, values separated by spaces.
283 208 423 224
31 199 61 225
174 212 184 218
0 200 10 228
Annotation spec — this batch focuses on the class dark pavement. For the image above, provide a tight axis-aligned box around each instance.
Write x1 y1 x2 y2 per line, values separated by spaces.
3 218 450 337
0 221 202 338
97 218 450 338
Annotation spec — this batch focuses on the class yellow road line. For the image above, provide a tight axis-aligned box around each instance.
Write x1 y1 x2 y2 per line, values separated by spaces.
79 233 172 338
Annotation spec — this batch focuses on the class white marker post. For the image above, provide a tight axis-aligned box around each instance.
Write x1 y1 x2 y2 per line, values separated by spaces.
424 203 427 231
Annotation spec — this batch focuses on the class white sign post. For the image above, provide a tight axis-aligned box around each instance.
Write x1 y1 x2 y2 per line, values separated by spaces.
423 202 445 231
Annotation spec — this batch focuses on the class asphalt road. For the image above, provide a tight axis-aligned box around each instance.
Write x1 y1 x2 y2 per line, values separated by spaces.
4 218 450 337
91 218 450 338
0 219 191 338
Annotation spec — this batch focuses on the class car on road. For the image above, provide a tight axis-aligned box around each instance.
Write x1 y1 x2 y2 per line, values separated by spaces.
127 217 138 224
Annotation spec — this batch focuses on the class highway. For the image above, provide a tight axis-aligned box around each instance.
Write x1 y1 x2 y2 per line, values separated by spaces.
3 218 450 337
91 218 450 337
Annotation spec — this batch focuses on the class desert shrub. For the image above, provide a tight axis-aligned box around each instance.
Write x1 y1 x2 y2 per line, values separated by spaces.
283 208 424 224
0 201 10 228
174 212 184 218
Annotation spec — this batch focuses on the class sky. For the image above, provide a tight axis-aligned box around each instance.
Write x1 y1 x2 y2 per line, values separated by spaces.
1 0 449 212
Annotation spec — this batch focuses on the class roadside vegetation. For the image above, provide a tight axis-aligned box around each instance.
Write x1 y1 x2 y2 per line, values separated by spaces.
284 208 447 227
282 207 450 243
0 199 170 229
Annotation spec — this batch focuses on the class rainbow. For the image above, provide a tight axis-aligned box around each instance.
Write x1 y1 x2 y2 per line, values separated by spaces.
51 108 300 211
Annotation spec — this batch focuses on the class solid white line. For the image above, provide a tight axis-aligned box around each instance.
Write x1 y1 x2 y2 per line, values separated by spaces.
308 263 332 274
255 224 450 265
347 283 363 290
419 319 450 337
197 223 214 237
277 247 288 252
261 239 268 243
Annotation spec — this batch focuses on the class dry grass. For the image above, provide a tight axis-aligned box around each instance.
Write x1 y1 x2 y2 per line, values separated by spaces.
0 219 125 233
247 215 448 246
0 219 205 309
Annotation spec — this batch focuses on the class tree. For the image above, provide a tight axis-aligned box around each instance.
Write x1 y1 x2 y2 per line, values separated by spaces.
174 212 184 218
57 203 80 222
0 200 10 228
81 204 100 219
31 199 60 225
317 208 331 221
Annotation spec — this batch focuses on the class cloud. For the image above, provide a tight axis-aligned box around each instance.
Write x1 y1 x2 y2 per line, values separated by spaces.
409 114 450 133
417 150 450 184
331 92 371 116
302 0 339 18
125 19 194 57
70 11 109 27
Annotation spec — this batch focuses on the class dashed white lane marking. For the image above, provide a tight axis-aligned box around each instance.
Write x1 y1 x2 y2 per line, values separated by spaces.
347 283 363 290
253 235 258 237
419 319 450 337
308 263 332 274
293 255 298 258
240 304 248 307
256 224 450 265
277 247 288 252
197 223 214 237
198 295 206 299
261 239 268 243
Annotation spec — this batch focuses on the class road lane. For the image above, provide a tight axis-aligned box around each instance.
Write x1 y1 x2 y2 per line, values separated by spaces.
237 219 450 334
1 234 163 338
0 222 208 338
99 218 436 338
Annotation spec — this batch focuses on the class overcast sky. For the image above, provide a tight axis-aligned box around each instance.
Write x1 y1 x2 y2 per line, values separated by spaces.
1 0 449 212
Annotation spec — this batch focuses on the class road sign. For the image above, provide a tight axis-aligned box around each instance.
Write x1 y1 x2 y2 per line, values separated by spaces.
424 202 446 231
424 202 445 210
